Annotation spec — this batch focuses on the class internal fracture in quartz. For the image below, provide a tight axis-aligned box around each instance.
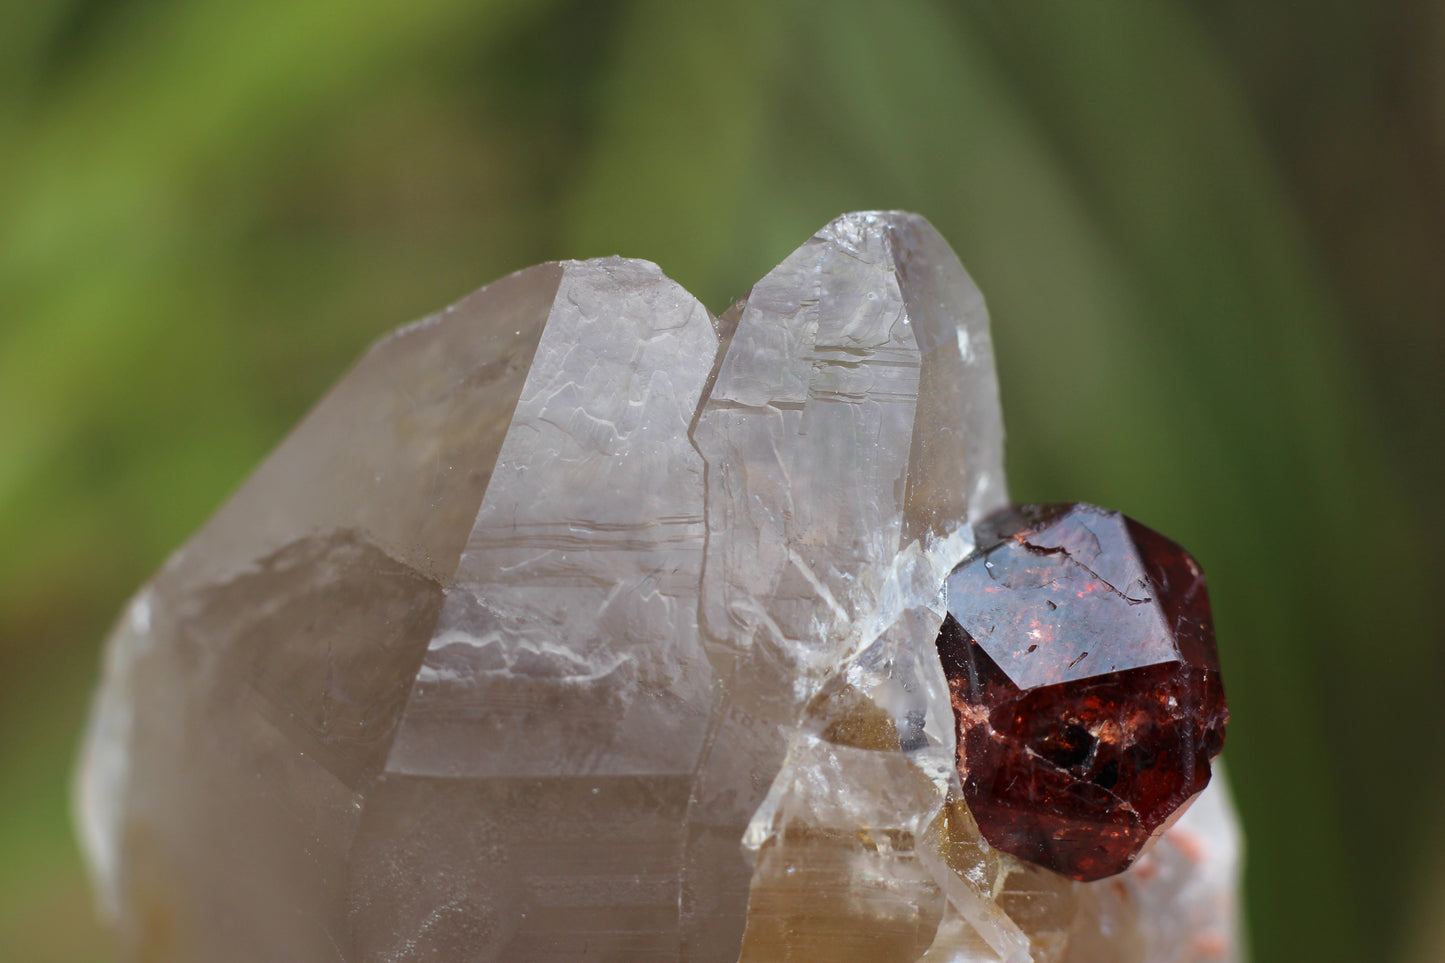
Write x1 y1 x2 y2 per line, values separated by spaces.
76 213 1242 963
938 504 1228 882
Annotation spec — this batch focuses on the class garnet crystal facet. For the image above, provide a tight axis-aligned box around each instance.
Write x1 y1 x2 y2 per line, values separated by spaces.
938 503 1227 881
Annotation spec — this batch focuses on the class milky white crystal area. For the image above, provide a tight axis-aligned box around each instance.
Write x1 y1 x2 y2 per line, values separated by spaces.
75 212 1243 962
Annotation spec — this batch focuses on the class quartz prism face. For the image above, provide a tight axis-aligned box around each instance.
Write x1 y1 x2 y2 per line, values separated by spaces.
938 503 1228 882
76 215 1242 963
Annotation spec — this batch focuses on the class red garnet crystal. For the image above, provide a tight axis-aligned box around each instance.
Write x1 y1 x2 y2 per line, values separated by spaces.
937 503 1227 881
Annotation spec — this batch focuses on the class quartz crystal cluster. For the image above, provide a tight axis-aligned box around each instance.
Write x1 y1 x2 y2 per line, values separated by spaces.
76 212 1242 962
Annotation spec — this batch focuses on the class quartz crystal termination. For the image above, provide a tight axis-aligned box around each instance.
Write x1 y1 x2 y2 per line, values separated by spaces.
938 504 1228 882
76 213 1243 962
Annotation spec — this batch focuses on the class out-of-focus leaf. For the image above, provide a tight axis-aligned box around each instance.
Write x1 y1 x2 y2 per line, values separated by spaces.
564 0 790 308
0 0 544 517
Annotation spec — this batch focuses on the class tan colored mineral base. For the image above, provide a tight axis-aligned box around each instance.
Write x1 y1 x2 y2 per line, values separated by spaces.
76 213 1242 962
736 679 1238 963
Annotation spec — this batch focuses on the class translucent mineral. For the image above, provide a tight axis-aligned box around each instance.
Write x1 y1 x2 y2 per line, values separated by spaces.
76 212 1244 962
938 503 1228 882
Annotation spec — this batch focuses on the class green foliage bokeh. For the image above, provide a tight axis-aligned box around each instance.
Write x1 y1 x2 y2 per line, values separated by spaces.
2 2 1442 961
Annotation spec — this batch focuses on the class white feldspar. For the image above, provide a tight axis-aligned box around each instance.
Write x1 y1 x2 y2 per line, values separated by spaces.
76 212 1242 963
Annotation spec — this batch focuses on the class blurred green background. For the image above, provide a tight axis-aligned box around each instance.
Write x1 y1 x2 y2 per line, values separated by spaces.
2 1 1443 961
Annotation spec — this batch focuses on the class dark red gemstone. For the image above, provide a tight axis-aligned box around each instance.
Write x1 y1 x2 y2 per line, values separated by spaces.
937 503 1227 881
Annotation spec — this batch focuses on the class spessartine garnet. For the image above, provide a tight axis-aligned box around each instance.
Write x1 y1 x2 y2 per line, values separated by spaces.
937 503 1227 882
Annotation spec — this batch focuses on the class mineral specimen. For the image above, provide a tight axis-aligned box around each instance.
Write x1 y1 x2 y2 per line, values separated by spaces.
937 503 1228 881
75 212 1242 962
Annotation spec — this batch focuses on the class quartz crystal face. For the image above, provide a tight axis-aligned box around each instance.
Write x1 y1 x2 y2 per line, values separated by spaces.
76 213 1242 962
938 504 1228 881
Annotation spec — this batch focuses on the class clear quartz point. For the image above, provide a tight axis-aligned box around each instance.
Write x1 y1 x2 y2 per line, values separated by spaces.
76 212 1243 962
